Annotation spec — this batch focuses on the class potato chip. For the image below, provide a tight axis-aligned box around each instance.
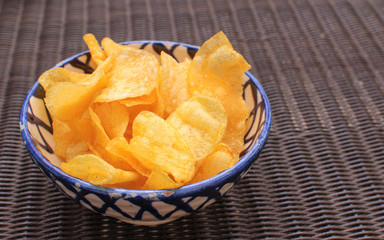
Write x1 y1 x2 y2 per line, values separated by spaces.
122 91 165 137
66 113 94 145
95 50 159 102
104 175 148 189
38 67 89 90
158 52 191 118
106 136 150 176
119 89 158 108
83 33 107 66
166 95 227 166
187 31 251 154
84 107 133 171
92 102 129 139
128 111 195 183
189 31 250 94
101 37 136 57
73 108 117 169
65 141 90 162
88 107 110 149
62 154 140 185
52 114 92 162
43 66 107 122
143 166 182 190
89 144 135 172
52 118 77 159
219 95 250 154
190 143 237 183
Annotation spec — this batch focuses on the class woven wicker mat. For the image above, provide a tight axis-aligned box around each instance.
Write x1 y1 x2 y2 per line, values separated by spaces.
1 0 384 239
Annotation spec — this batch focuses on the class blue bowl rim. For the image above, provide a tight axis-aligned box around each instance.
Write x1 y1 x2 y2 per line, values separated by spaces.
19 40 272 199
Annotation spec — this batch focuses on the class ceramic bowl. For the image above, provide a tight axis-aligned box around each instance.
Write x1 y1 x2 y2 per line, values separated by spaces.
19 40 271 225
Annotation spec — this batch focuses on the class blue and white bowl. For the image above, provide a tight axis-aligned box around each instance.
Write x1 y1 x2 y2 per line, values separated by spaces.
19 41 272 225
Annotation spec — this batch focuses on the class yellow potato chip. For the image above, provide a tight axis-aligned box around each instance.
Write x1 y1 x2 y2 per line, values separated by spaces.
106 136 150 176
128 111 195 183
189 31 250 94
158 52 191 118
88 144 135 172
143 166 182 190
123 101 164 141
101 37 136 57
119 89 158 108
88 107 110 149
62 154 140 185
65 141 90 162
52 115 92 162
104 175 147 190
187 31 251 154
166 95 227 166
190 143 237 183
52 118 77 159
85 107 134 172
83 33 107 66
83 107 123 169
66 113 94 145
43 66 107 122
219 95 250 154
95 50 159 102
38 67 89 90
92 102 129 139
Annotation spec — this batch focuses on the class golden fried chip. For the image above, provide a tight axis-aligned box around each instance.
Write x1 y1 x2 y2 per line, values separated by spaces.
219 95 250 154
85 107 134 172
119 89 157 108
65 141 90 162
106 136 150 176
52 113 92 162
53 113 92 159
128 111 195 183
44 66 107 122
83 33 107 66
101 37 136 57
83 107 124 169
104 175 147 190
88 107 110 149
166 95 227 166
66 113 94 145
62 154 140 185
190 143 237 183
52 118 77 159
189 31 250 94
88 144 135 172
143 166 182 190
92 102 129 139
187 31 251 154
95 50 159 102
122 100 164 141
64 112 128 170
158 52 191 118
39 67 89 90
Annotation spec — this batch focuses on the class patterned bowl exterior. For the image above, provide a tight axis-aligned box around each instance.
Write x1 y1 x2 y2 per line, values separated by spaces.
19 41 272 225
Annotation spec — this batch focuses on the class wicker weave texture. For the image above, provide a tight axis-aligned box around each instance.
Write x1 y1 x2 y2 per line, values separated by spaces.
1 0 384 239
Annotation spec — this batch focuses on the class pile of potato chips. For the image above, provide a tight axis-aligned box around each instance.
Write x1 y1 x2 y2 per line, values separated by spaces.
38 31 251 190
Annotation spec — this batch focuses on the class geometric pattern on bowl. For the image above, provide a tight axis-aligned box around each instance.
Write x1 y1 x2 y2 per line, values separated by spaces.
20 41 271 225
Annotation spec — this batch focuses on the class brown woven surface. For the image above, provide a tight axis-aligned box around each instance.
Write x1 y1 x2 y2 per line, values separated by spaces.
1 0 384 238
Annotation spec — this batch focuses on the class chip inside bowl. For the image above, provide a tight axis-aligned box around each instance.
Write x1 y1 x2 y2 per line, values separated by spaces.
37 31 251 190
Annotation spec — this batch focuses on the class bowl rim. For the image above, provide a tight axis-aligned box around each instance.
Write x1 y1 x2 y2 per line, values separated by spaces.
19 40 272 199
